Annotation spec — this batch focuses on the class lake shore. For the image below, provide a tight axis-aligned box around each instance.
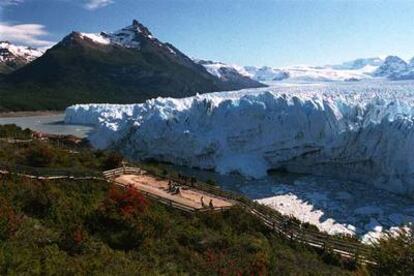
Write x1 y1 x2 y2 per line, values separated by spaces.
0 113 93 138
0 111 63 118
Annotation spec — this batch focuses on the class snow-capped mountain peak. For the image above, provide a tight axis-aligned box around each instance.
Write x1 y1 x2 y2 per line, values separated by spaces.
0 41 44 73
130 19 153 37
77 20 163 50
196 60 250 78
330 57 384 70
195 59 266 89
374 55 408 78
0 41 43 63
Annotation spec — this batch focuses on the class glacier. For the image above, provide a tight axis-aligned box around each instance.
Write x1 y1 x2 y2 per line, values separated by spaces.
65 81 414 196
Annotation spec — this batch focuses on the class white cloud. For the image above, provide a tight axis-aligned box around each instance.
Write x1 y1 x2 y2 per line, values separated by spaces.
0 22 55 48
84 0 113 10
0 0 114 10
0 0 24 6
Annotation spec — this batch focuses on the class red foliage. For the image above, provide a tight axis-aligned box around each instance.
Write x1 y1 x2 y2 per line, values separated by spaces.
203 249 268 276
0 199 21 238
72 226 85 245
105 185 148 218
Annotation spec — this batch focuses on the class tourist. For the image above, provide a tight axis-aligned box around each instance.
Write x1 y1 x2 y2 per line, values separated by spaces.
209 199 214 209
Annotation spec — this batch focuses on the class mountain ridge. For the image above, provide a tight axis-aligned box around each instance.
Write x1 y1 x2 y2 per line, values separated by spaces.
0 20 264 111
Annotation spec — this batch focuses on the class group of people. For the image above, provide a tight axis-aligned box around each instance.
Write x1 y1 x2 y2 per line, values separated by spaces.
168 180 181 195
167 180 215 209
200 196 214 209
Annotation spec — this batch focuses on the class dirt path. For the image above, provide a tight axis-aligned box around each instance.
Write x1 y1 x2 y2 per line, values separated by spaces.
115 174 234 210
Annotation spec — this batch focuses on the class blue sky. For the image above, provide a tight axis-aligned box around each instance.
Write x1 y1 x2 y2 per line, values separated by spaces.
1 0 414 67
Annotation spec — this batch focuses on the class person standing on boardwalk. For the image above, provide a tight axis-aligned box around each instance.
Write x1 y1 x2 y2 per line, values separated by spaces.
209 199 214 209
201 196 205 208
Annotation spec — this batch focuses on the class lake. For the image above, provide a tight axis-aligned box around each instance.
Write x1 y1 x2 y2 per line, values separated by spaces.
0 113 94 138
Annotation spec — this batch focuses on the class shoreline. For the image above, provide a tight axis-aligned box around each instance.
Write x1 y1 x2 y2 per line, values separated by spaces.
0 111 63 118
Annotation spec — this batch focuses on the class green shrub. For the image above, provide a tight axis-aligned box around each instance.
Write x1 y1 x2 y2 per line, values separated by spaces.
101 152 123 170
25 144 55 167
370 226 414 275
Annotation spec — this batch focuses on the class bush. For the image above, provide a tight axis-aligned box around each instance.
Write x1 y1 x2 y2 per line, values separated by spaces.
103 185 149 219
370 226 414 275
101 152 123 170
0 124 32 139
0 198 21 240
25 144 55 167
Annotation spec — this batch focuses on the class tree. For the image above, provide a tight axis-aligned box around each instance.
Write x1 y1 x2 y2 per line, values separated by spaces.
102 152 123 170
26 144 54 167
370 225 414 275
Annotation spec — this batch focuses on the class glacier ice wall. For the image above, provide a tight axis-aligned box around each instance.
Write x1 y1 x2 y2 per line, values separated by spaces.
65 82 414 196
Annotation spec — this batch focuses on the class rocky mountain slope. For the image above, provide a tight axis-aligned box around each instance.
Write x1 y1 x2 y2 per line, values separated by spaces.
0 20 260 111
195 60 266 89
373 56 414 80
0 41 43 74
330 57 384 70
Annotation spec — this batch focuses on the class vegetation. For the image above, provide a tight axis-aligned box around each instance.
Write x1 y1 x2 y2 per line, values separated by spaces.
0 125 123 176
0 124 412 274
369 226 414 275
0 124 32 139
0 174 359 275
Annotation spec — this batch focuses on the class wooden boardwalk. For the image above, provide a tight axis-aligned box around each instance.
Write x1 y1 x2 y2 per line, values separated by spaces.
0 165 372 263
115 174 234 211
104 166 372 262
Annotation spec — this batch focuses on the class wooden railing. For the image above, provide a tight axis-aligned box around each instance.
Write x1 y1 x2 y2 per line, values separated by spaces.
103 166 145 179
0 138 33 144
2 164 371 262
104 167 231 213
106 166 371 262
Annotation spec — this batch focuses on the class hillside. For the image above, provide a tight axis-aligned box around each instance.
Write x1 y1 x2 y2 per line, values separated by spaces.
195 59 266 89
0 20 263 111
0 124 361 274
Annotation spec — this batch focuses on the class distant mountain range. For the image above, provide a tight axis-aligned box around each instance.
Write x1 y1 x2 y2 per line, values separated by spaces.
243 58 379 82
199 56 414 83
1 20 414 111
0 20 264 111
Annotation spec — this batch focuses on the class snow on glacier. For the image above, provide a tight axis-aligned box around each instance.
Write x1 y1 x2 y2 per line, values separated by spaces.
65 81 414 196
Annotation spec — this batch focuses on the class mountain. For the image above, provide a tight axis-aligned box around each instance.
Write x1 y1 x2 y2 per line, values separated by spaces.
195 60 266 89
330 57 383 70
373 56 408 78
244 66 290 81
0 41 43 74
244 64 376 82
372 55 414 80
0 20 258 111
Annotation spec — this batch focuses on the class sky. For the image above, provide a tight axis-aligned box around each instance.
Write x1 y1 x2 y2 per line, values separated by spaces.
1 0 414 67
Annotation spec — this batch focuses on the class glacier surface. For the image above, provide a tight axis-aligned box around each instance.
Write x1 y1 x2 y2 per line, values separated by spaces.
65 81 414 196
